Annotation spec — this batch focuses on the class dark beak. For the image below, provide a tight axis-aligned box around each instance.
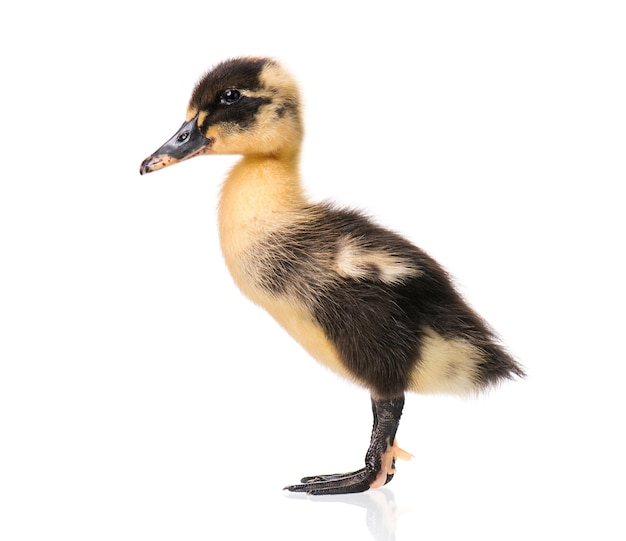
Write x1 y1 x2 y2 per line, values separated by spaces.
140 115 212 175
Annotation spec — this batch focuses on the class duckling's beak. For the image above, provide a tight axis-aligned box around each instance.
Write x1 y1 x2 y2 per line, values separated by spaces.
140 115 212 175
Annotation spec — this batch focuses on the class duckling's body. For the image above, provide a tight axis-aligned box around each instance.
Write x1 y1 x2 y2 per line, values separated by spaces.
141 57 524 495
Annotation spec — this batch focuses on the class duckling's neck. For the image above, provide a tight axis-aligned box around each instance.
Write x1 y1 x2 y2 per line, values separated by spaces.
218 153 306 259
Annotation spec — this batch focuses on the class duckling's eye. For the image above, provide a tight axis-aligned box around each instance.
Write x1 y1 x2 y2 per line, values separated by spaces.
220 89 241 105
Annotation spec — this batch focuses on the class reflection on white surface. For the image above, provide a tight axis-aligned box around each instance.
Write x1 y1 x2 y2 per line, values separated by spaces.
286 488 405 541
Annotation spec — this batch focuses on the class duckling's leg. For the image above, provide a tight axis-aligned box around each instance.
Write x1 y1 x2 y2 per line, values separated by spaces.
285 395 409 496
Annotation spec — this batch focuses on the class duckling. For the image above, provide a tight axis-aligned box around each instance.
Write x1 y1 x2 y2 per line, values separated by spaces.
140 57 525 495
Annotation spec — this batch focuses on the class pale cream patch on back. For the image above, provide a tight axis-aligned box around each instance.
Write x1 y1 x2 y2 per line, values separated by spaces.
334 236 421 284
409 327 482 394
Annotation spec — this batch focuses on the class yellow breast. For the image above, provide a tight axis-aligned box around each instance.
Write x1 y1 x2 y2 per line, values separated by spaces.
217 155 356 383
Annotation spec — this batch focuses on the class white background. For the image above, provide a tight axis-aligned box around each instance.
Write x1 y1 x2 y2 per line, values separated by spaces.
1 1 625 539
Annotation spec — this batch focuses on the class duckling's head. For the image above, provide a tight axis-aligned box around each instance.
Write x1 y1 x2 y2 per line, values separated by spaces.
140 57 302 175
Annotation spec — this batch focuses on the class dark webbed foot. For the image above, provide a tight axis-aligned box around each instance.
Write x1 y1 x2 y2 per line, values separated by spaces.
287 468 384 496
285 396 410 496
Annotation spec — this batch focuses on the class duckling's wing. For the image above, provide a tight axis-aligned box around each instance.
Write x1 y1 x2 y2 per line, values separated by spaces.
251 204 524 397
